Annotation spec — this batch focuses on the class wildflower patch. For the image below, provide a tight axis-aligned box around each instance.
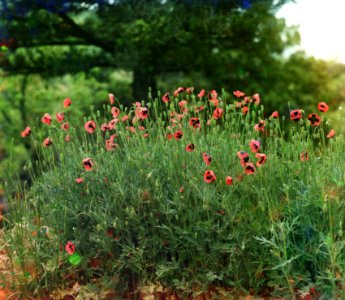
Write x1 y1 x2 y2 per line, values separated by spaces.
3 89 344 299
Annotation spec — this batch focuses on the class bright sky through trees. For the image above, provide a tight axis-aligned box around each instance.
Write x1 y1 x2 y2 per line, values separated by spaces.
276 0 345 63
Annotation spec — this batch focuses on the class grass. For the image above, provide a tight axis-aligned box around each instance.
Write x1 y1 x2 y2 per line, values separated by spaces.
1 88 345 299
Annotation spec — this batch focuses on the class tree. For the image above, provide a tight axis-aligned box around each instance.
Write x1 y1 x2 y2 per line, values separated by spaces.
1 0 295 99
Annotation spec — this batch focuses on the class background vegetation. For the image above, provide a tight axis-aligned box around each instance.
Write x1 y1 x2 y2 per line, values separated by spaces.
0 0 344 190
3 89 345 299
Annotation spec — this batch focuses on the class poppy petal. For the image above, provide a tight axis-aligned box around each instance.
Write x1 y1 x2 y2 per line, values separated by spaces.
225 176 233 186
318 102 329 113
204 170 216 183
21 126 31 137
63 97 72 107
327 129 335 139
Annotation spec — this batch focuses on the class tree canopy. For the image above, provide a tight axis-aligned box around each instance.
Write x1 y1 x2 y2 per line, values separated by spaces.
1 0 296 98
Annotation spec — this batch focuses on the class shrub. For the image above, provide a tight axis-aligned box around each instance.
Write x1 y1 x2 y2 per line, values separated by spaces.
3 88 345 299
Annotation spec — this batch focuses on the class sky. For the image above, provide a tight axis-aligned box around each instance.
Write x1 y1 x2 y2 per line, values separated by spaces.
276 0 345 63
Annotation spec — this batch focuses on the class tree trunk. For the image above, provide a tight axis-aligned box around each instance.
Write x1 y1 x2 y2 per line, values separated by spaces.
132 65 157 101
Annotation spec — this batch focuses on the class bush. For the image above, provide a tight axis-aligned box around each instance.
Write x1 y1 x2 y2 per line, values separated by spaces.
3 89 345 299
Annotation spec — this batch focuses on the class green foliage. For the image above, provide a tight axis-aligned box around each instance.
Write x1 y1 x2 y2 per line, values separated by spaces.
0 70 131 189
3 89 345 298
1 0 296 99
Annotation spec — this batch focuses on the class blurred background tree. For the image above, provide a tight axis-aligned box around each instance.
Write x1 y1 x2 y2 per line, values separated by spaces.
1 0 295 98
0 0 344 188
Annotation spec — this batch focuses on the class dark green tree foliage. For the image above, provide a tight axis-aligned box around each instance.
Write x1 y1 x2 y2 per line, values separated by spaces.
2 0 345 187
1 0 294 99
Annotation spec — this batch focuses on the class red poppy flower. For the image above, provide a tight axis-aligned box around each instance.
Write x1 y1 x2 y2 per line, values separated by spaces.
244 163 256 175
41 113 52 125
143 133 149 138
252 93 260 105
122 115 129 122
162 92 170 103
290 109 302 121
84 120 96 134
307 113 321 126
136 107 149 120
204 170 216 183
208 90 218 100
327 129 335 139
254 120 266 132
82 158 94 171
249 140 260 153
63 97 72 107
270 111 279 119
65 135 71 142
75 178 84 184
61 122 70 131
189 117 201 129
255 153 267 166
105 139 118 151
111 107 120 118
65 241 76 255
101 123 109 131
21 126 31 137
179 100 188 107
173 87 185 97
213 107 223 120
194 106 205 113
225 176 233 186
166 133 173 140
242 106 249 115
237 150 249 161
43 137 52 147
108 119 118 130
138 126 145 131
300 151 309 161
128 126 136 133
186 87 194 94
179 186 184 193
55 112 64 123
109 93 115 105
233 90 245 98
237 150 249 166
174 130 183 140
197 89 205 98
186 143 195 152
202 153 212 165
318 102 329 112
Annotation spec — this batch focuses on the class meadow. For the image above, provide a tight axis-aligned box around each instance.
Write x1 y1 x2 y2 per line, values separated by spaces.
1 88 344 300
